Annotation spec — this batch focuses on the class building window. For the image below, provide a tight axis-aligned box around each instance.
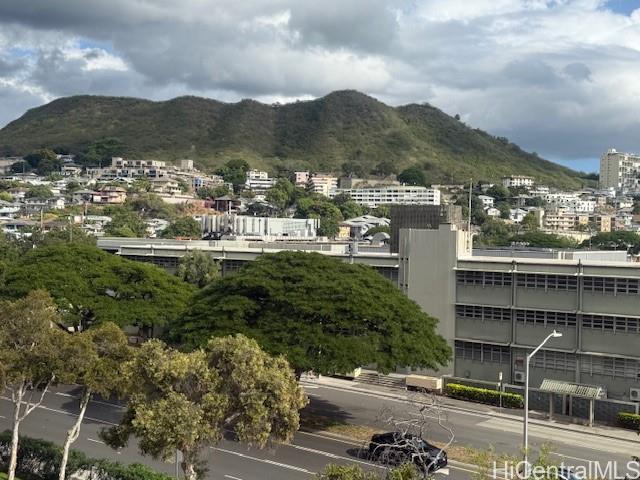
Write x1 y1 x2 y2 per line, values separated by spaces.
456 270 512 287
582 314 640 334
515 309 577 327
530 350 576 372
583 276 640 295
455 305 511 322
580 355 640 379
455 340 510 364
516 273 577 291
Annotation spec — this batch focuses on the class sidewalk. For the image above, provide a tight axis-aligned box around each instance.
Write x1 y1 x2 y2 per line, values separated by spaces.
301 374 640 444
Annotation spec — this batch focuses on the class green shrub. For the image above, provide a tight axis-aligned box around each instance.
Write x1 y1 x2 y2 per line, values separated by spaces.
618 412 640 431
0 431 170 480
445 383 524 409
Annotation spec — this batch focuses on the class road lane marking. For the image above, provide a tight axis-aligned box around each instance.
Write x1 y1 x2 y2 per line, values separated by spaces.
224 475 244 480
0 396 118 426
87 438 106 445
283 442 385 469
212 447 314 475
297 430 362 446
550 452 594 463
54 391 125 410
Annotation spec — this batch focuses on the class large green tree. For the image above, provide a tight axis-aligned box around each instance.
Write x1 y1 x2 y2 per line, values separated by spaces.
57 323 132 480
0 243 196 328
161 217 202 239
0 291 69 480
102 335 307 480
583 231 640 254
176 251 220 288
397 165 427 186
170 252 451 375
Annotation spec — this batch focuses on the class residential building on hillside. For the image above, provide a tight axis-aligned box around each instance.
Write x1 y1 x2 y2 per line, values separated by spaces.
600 149 640 193
244 169 276 195
333 186 440 208
477 195 494 207
310 173 338 197
294 171 310 186
92 186 127 204
88 157 169 180
502 175 534 189
201 214 319 238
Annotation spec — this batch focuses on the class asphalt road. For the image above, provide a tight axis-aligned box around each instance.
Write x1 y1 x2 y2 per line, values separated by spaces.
302 381 639 470
0 386 470 480
2 382 638 480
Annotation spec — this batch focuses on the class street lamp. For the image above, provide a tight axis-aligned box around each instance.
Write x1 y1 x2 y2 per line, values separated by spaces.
523 329 563 471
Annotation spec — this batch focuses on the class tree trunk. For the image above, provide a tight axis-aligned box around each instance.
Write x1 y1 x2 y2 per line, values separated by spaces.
8 383 24 480
58 388 91 480
181 460 197 480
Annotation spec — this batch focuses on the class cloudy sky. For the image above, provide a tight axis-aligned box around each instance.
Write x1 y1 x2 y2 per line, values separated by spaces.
0 0 639 171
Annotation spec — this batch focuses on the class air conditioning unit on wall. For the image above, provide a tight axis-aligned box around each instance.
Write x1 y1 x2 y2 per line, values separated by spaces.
630 388 640 402
514 371 525 383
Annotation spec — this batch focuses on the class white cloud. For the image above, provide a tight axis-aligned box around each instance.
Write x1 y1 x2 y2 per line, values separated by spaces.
0 0 639 169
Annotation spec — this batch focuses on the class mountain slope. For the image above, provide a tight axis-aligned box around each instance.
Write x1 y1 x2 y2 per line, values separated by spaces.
0 90 587 188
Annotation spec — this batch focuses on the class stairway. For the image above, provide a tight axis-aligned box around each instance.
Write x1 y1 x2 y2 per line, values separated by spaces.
355 371 406 390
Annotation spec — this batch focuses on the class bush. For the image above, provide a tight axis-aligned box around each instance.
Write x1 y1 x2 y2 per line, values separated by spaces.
445 383 524 409
618 412 640 431
0 431 171 480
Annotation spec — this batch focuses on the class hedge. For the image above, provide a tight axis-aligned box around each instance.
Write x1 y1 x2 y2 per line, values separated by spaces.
618 412 640 431
445 383 524 409
0 431 171 480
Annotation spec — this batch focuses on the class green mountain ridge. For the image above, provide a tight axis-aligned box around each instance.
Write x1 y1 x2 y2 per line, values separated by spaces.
0 90 588 188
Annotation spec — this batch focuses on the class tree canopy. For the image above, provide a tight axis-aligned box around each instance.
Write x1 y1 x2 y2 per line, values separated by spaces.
169 251 451 375
0 243 196 328
583 231 640 254
161 217 202 239
397 165 426 186
176 251 220 288
102 335 306 480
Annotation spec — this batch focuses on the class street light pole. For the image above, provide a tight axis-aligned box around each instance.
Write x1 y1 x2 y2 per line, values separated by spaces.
523 329 563 472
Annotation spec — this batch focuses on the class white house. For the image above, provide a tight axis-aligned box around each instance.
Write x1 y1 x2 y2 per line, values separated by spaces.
477 195 495 207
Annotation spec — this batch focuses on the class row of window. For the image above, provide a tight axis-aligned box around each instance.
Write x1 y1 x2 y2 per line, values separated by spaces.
456 304 640 333
580 355 640 379
530 350 577 372
454 341 510 364
457 271 640 295
455 305 511 322
582 315 640 333
456 341 640 379
583 276 640 295
456 271 512 286
515 309 577 327
516 273 578 291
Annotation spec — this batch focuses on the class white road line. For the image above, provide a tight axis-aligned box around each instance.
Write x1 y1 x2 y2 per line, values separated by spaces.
297 430 362 446
0 415 6 419
212 447 314 475
550 452 594 463
54 391 125 410
224 475 244 480
0 396 118 426
87 438 106 445
284 442 385 470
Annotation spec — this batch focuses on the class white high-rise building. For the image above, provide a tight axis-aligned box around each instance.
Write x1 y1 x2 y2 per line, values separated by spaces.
600 149 640 193
332 186 441 208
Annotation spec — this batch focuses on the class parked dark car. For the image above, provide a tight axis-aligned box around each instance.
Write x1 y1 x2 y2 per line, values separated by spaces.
368 432 447 472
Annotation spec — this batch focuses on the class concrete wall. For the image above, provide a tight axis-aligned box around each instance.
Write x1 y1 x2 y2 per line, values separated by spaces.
399 224 470 375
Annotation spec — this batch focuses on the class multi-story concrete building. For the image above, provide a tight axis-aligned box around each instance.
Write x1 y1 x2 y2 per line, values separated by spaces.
88 157 169 180
502 175 535 189
333 186 440 209
600 149 640 193
310 174 338 197
98 223 640 402
399 225 640 401
200 214 319 239
294 171 310 186
244 170 276 195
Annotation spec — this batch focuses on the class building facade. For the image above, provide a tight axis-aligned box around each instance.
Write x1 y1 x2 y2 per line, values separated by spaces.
399 225 640 401
600 149 640 193
333 186 441 208
502 175 535 189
